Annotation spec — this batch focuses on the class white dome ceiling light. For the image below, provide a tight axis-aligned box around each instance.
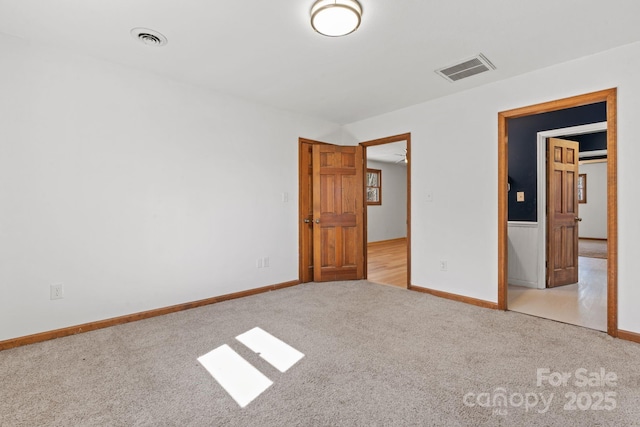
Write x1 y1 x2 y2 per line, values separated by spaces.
310 0 362 37
130 28 168 47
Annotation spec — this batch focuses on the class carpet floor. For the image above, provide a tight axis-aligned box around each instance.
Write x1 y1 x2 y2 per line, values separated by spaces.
1 281 639 426
578 239 608 259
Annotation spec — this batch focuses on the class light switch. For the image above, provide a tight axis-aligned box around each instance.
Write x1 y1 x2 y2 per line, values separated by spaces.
517 191 525 202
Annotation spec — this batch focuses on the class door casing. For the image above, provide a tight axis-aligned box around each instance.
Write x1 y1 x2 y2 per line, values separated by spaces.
498 89 618 337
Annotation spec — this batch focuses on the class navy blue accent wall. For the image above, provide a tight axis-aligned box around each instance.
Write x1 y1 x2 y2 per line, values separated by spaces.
567 131 607 152
507 102 606 222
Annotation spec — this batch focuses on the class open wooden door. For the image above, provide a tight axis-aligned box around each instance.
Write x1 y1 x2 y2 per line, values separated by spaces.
547 137 580 287
312 144 365 281
299 141 314 283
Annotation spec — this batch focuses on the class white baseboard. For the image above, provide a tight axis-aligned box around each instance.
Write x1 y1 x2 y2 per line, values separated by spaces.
508 279 538 288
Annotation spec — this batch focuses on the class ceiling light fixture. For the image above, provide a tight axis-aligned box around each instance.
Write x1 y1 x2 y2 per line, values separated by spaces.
310 0 362 37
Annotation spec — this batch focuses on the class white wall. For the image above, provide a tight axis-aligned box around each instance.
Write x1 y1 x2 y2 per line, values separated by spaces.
366 160 407 242
0 34 341 341
344 41 640 335
579 162 607 239
3 34 640 342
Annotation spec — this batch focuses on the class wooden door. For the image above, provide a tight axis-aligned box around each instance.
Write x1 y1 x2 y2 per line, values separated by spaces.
312 144 365 281
547 137 580 287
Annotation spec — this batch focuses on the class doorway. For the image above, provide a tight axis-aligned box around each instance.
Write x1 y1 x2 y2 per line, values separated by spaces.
498 89 618 337
360 133 412 288
298 133 412 288
507 123 608 331
363 140 409 288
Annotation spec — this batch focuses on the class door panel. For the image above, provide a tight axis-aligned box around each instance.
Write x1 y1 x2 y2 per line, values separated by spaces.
342 227 357 266
547 137 580 287
312 144 364 282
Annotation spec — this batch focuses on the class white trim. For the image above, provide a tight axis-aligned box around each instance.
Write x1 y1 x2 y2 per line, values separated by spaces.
536 121 607 289
510 278 538 288
579 149 607 158
580 158 608 165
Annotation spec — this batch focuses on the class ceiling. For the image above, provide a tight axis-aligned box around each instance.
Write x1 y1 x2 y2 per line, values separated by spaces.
2 1 640 124
367 141 406 165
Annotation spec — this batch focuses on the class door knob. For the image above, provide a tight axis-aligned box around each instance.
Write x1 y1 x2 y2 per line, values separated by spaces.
575 217 583 222
304 219 311 223
315 219 320 224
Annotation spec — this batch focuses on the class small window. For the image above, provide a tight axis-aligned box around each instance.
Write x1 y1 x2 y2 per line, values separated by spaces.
578 173 587 203
366 168 381 205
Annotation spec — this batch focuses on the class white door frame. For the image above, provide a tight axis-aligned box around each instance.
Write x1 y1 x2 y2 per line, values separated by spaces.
535 121 607 288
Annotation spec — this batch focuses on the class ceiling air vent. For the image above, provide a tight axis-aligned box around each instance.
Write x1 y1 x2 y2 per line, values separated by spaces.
436 53 496 82
130 28 168 47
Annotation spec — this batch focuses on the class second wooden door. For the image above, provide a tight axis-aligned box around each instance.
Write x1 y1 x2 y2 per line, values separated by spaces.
547 137 580 287
312 144 365 281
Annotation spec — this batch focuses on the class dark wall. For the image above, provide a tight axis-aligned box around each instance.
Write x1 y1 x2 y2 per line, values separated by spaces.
508 102 606 222
567 131 607 156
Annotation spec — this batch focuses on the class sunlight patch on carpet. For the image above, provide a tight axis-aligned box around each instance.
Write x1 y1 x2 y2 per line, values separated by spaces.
198 344 272 408
236 327 305 373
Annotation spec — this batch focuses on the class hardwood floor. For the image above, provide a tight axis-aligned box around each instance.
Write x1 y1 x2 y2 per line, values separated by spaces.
367 238 407 288
508 257 607 331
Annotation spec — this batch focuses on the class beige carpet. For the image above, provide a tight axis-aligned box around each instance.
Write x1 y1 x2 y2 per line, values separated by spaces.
1 281 639 426
579 238 607 259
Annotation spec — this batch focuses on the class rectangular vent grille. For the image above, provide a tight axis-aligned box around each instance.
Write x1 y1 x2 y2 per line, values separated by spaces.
436 54 496 82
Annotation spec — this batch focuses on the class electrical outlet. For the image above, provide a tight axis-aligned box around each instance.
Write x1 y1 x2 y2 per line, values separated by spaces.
263 257 270 268
50 283 63 300
256 258 263 268
439 261 448 271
